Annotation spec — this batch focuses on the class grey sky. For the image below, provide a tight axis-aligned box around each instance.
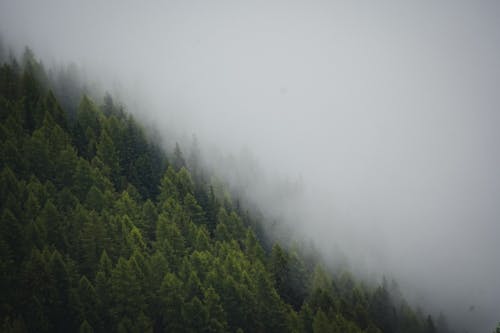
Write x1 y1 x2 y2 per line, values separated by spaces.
1 1 500 331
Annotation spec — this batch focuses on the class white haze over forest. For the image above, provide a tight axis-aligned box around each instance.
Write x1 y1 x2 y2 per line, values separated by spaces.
1 1 500 331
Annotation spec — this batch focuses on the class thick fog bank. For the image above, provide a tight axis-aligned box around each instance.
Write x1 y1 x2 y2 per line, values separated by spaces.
2 1 500 331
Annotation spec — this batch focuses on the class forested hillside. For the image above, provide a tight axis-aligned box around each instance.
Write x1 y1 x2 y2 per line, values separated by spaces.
0 48 450 332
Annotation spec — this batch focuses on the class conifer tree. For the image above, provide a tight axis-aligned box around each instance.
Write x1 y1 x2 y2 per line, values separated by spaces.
173 142 186 170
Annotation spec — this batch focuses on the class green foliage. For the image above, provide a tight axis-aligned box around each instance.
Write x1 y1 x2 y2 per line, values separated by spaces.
0 49 449 333
96 129 120 186
312 309 334 333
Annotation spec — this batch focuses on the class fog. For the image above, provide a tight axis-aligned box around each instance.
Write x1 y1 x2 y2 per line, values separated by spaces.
2 0 500 331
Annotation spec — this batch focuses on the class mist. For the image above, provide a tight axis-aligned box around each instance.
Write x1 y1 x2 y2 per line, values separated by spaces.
2 0 500 331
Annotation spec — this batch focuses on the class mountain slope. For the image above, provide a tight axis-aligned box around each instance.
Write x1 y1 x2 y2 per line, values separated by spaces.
0 48 447 332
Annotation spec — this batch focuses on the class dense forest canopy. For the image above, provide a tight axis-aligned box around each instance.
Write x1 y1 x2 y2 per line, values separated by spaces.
0 46 490 332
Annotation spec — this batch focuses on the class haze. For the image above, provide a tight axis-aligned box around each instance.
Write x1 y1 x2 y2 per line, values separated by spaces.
1 1 500 331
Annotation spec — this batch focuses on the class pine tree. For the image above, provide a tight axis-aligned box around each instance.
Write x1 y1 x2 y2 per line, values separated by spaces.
312 309 334 333
141 199 157 242
44 90 67 130
155 213 185 269
0 209 25 261
36 199 66 250
47 250 74 332
184 193 207 225
79 320 94 333
173 142 186 170
159 273 185 332
96 130 120 186
158 166 179 203
110 257 146 323
369 281 396 333
203 287 228 332
77 276 99 328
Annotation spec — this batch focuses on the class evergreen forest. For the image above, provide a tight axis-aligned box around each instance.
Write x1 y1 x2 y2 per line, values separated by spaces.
0 47 456 332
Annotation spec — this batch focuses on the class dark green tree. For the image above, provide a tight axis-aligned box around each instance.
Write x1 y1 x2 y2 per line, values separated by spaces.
173 142 186 170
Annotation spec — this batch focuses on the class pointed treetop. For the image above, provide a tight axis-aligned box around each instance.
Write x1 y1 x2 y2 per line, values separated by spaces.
173 142 186 170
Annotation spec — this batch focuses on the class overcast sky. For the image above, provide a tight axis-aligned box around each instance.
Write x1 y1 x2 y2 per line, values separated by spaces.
1 1 500 331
